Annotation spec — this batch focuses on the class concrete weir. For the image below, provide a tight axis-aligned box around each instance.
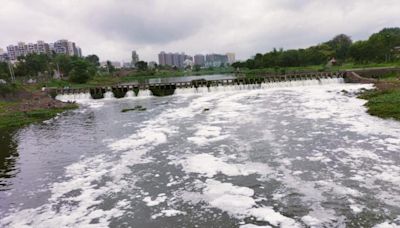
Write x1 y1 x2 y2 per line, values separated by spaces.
53 71 347 99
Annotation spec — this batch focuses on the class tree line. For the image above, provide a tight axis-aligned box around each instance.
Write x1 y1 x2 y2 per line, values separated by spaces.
232 28 400 69
0 53 101 83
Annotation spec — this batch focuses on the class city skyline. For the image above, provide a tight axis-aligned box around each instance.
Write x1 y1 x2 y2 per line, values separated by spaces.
1 39 82 61
1 1 400 62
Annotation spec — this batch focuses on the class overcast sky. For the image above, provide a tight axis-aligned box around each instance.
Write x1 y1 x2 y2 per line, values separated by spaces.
1 0 399 62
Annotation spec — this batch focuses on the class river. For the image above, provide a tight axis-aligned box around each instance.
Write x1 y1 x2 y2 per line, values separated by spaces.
1 78 400 227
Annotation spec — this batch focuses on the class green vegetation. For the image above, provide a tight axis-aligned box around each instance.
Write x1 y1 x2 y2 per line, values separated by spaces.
0 83 19 97
0 101 77 129
357 70 400 120
234 28 400 70
0 53 100 84
359 89 400 120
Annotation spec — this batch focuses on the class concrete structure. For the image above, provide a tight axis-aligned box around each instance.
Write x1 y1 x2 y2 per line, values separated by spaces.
226 53 236 64
55 71 346 98
131 51 139 66
194 54 205 67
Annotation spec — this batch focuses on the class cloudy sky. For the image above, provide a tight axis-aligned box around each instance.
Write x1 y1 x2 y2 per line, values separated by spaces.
1 0 399 62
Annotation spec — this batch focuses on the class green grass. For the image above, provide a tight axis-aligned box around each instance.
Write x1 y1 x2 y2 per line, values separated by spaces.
0 102 78 129
358 89 400 120
376 72 400 81
240 62 400 76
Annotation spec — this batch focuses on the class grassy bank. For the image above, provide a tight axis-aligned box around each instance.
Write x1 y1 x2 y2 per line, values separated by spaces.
359 89 400 120
0 83 78 130
0 102 77 129
241 62 400 76
358 71 400 120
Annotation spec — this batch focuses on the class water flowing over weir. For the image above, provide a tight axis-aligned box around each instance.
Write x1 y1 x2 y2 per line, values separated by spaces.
56 77 345 102
2 73 400 227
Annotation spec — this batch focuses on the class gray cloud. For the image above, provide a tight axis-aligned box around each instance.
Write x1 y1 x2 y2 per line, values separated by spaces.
1 0 400 62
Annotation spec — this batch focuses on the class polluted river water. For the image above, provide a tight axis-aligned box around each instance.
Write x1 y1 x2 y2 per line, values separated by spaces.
0 78 400 227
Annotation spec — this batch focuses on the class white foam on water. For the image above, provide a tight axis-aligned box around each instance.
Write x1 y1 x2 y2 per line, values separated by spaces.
143 194 167 207
197 179 301 227
240 224 272 228
176 153 272 178
55 92 92 102
104 91 114 99
137 89 152 97
187 125 230 146
151 209 187 219
373 222 400 228
125 90 135 98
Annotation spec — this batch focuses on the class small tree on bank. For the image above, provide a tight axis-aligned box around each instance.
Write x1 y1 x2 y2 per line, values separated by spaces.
69 59 91 84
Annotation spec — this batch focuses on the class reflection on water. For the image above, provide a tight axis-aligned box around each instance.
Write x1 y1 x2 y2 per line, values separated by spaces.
0 130 19 191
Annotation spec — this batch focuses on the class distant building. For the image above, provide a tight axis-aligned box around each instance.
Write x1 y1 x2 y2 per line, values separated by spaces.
53 40 81 57
5 39 81 61
158 51 190 69
226 52 236 64
194 54 205 67
131 51 139 66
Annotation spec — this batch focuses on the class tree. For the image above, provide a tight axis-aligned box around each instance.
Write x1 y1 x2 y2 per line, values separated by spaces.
326 34 352 60
135 61 148 71
0 62 10 80
85 55 100 67
193 64 201 71
69 59 91 83
54 54 73 77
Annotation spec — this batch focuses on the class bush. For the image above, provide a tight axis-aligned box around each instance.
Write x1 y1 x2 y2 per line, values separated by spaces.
69 60 91 84
0 83 18 96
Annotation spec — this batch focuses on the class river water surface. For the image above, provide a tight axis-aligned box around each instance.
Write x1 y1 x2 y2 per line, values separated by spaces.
1 80 400 227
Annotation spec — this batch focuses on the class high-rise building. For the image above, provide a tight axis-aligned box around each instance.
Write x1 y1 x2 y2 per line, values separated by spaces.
53 40 81 57
165 53 173 66
194 54 205 66
158 52 190 68
226 52 236 64
158 51 167 66
131 51 139 66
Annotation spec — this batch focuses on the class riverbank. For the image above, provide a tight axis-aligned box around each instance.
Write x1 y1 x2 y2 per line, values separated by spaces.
0 84 77 130
358 72 400 120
